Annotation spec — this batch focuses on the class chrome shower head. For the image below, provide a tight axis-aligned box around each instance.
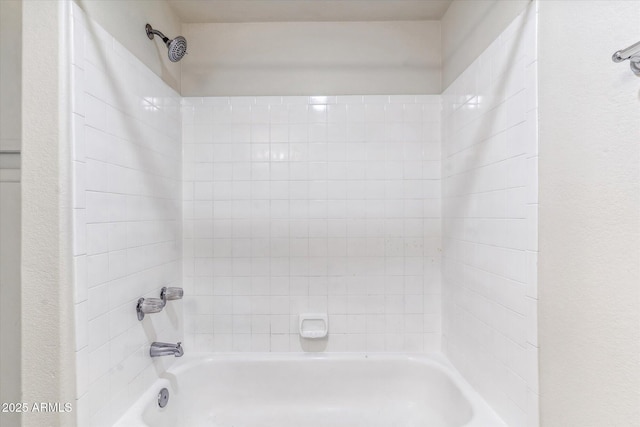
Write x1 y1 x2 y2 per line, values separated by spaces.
167 36 187 62
146 24 187 62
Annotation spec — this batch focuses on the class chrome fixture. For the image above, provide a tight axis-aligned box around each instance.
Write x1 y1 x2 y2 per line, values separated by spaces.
161 286 184 301
136 297 165 321
158 388 170 408
145 24 187 62
137 286 184 320
612 40 640 75
150 342 184 358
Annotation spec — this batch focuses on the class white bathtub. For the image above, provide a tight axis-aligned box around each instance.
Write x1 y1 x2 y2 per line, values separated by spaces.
114 353 505 427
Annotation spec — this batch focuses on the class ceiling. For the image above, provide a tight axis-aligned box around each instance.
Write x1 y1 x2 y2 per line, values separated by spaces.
167 0 454 23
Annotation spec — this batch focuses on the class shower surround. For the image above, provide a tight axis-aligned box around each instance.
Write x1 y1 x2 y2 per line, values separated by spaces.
182 95 442 352
69 4 182 426
67 1 538 426
442 7 538 427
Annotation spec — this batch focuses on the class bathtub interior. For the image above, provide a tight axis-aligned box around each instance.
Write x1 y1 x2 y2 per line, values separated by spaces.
115 354 506 427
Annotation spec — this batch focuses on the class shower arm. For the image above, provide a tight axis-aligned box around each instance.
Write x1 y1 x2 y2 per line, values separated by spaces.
146 24 170 46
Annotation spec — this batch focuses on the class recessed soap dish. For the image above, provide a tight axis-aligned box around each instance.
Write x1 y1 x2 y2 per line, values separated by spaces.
299 313 328 339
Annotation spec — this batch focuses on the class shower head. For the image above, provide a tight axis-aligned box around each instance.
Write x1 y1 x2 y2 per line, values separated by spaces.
145 24 187 62
167 36 187 62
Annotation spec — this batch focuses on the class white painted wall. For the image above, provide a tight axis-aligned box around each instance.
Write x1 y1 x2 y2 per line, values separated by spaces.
73 0 182 92
537 1 640 426
181 21 441 96
21 1 76 426
69 4 183 425
441 4 538 426
441 0 530 89
182 95 442 352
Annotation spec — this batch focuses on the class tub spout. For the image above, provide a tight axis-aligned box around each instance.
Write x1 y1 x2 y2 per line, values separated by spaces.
150 342 184 358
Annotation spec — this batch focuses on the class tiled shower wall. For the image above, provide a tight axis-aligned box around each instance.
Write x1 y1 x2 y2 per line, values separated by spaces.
182 95 442 352
441 5 538 427
70 4 182 426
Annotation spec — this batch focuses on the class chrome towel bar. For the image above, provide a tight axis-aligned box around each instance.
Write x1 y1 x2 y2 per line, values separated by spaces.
612 40 640 75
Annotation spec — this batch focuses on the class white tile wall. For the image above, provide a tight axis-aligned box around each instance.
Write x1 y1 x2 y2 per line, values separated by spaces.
70 4 182 426
68 3 539 424
441 5 538 427
182 95 442 352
